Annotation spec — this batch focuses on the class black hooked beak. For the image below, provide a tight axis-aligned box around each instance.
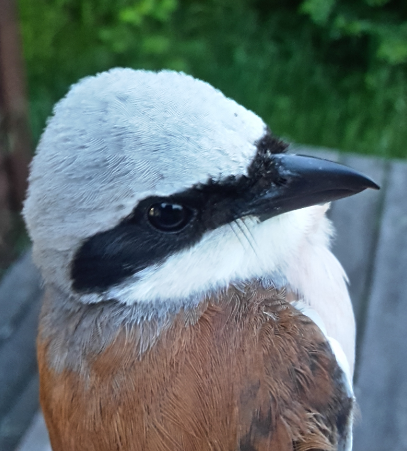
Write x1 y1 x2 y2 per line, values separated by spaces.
243 154 380 222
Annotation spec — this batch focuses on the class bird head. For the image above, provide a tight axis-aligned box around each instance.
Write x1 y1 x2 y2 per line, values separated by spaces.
24 69 378 315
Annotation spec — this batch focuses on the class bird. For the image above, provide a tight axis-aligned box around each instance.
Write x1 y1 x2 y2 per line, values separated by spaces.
24 68 379 451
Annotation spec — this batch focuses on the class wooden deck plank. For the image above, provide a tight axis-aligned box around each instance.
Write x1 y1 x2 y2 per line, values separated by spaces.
0 251 43 450
16 411 51 451
353 160 407 451
0 289 41 420
0 374 39 451
0 251 42 344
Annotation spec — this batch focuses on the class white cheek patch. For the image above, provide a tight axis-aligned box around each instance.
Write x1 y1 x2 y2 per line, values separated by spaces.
284 204 356 377
79 208 314 307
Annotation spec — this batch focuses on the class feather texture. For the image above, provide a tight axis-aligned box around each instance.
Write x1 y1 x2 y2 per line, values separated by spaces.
38 284 352 451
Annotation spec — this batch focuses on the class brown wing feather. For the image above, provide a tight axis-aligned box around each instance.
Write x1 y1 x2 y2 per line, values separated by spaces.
37 285 352 451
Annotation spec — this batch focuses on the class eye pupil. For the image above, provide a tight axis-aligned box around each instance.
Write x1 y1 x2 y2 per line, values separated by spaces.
148 203 192 231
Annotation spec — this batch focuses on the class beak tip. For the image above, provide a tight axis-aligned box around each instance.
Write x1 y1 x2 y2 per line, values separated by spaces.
361 177 380 192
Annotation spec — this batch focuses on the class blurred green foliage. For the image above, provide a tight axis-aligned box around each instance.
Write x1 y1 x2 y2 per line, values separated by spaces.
18 0 407 157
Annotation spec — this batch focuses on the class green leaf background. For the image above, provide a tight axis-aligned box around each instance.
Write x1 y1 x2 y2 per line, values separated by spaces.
18 0 407 158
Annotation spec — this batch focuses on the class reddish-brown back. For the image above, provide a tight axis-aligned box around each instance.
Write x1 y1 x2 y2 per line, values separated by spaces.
37 287 351 451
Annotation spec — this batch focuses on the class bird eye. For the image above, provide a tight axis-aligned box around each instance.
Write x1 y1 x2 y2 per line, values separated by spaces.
147 203 193 232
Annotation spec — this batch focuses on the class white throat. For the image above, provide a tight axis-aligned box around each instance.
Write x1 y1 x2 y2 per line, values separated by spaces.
79 207 313 306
